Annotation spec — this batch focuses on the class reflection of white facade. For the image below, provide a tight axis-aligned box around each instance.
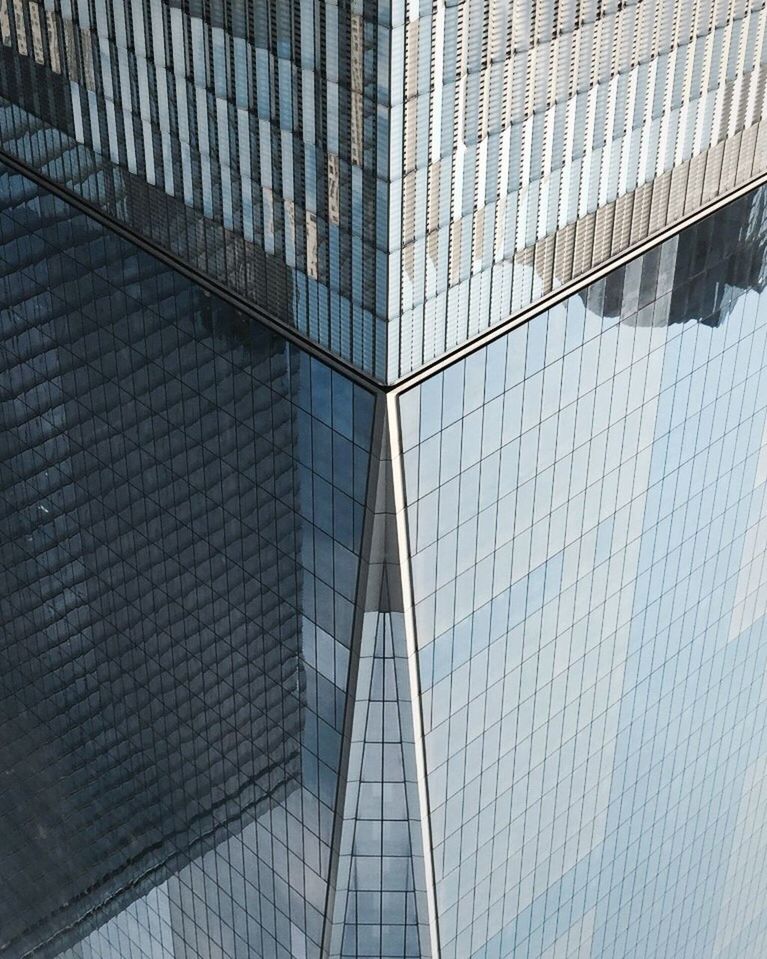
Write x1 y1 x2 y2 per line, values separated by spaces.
0 0 391 374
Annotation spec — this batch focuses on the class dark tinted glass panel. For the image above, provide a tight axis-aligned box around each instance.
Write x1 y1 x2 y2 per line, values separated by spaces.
0 161 375 959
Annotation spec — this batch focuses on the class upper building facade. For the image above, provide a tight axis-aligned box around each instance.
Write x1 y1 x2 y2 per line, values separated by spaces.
1 0 767 380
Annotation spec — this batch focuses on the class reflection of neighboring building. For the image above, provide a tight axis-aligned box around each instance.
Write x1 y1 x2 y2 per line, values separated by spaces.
667 187 767 328
564 186 767 331
0 167 305 957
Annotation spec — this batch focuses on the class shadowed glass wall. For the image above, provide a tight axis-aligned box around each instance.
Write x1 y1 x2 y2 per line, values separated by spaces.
0 161 375 959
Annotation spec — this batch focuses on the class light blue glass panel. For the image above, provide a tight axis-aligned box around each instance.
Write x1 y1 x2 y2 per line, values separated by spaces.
400 185 767 959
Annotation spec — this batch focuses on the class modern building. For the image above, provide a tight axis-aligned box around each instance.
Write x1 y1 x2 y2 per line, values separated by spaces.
2 2 767 959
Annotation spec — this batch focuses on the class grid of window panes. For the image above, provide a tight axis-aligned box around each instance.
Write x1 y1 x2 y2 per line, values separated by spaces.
399 183 767 959
0 0 390 377
0 160 375 959
388 0 767 378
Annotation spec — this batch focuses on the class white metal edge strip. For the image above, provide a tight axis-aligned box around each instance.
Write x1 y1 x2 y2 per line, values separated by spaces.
386 390 442 958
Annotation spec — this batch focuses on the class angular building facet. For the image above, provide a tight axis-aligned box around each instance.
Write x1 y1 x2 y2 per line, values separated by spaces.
3 2 767 958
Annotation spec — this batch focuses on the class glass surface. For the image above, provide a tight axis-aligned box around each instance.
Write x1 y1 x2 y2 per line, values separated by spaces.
327 442 431 959
0 160 375 959
400 184 767 959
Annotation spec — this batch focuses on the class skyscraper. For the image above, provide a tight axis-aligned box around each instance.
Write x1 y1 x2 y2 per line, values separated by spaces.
3 2 767 959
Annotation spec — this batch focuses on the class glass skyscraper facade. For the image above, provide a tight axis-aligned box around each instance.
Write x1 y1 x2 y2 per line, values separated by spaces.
3 2 767 959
